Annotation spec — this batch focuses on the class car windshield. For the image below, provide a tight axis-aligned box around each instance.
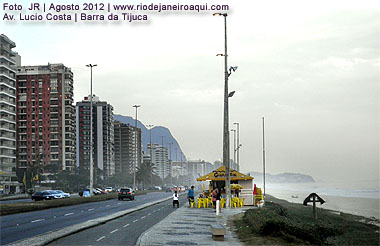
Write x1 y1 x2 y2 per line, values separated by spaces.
49 191 59 194
120 189 130 192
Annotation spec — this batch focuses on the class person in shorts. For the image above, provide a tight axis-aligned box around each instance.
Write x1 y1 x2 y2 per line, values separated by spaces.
173 190 179 208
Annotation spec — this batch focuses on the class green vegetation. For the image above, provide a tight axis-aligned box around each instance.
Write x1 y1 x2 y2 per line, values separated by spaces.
234 195 379 245
0 190 149 216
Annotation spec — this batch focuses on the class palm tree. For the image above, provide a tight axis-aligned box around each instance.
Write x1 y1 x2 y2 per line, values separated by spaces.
137 162 157 189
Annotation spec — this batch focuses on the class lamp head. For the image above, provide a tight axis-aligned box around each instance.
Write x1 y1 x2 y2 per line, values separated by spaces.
228 91 236 97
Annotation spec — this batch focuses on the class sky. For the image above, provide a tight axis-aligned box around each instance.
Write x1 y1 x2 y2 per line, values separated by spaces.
2 0 379 185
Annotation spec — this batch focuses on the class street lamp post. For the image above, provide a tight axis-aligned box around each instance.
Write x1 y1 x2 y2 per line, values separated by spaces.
234 122 240 171
147 124 154 186
167 142 173 186
262 117 266 200
231 129 236 170
133 105 141 191
86 64 97 196
214 12 232 208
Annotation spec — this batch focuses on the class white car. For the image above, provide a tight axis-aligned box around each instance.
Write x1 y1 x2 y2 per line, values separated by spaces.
105 187 113 193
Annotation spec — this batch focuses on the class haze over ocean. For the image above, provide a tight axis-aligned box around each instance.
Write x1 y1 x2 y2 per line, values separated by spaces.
266 181 380 219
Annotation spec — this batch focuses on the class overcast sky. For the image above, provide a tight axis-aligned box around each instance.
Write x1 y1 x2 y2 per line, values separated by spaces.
2 0 379 185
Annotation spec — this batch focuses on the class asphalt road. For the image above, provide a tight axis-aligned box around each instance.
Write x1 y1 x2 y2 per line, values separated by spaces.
48 195 188 246
1 192 174 245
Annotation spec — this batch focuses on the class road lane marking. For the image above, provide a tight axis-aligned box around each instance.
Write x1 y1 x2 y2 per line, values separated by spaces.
110 229 119 234
64 213 74 216
96 236 105 241
123 224 130 228
147 213 151 216
106 205 110 207
133 219 138 223
141 216 145 219
88 208 95 211
31 219 45 223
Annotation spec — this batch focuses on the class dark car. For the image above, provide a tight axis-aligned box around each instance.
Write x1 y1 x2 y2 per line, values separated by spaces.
118 188 135 200
31 190 62 201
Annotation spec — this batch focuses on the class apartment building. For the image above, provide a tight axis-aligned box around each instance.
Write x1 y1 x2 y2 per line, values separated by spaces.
76 95 115 179
114 121 141 174
16 64 76 180
146 143 168 180
0 34 19 193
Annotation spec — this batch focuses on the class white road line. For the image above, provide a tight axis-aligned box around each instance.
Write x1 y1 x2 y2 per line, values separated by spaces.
110 229 119 234
118 202 122 205
123 224 130 228
147 213 151 216
106 205 110 207
64 213 74 216
141 216 145 219
31 219 45 223
96 236 105 242
88 208 94 211
133 219 138 223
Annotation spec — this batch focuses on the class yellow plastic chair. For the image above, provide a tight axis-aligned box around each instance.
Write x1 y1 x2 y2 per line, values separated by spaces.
190 198 197 208
207 197 213 208
239 198 245 207
231 198 239 208
197 198 206 208
221 198 226 208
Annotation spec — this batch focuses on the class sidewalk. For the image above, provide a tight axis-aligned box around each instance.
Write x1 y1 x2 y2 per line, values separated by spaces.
137 204 249 246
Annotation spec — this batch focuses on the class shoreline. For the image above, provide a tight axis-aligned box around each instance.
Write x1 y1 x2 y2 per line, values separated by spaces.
266 194 380 226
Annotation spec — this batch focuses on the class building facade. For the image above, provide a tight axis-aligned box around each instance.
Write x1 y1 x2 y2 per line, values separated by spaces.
16 63 76 182
76 95 115 179
0 34 19 193
114 121 141 174
146 143 168 180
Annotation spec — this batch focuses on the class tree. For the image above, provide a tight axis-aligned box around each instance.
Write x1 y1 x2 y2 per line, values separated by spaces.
136 162 157 189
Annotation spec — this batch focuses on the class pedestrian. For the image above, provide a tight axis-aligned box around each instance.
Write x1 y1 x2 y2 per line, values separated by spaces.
187 186 195 206
216 188 221 210
212 188 217 209
172 190 179 208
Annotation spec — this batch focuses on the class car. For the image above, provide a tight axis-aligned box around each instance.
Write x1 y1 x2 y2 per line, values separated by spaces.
55 190 70 198
118 187 135 200
153 186 162 190
105 187 113 193
31 190 62 201
96 188 107 194
79 188 101 197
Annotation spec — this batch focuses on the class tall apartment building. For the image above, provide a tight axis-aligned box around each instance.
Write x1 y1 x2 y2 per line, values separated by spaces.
0 34 19 193
16 64 76 179
147 143 168 180
76 95 115 179
114 121 141 174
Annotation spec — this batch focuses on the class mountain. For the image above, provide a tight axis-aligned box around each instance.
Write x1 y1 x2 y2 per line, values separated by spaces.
249 171 315 183
114 114 187 161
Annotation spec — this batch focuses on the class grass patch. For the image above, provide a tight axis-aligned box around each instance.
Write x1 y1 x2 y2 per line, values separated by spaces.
0 190 150 216
234 195 379 245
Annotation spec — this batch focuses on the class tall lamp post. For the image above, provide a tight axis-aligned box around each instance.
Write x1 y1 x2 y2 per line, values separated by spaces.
167 142 173 186
86 64 97 196
147 124 154 186
231 129 236 170
233 122 240 171
214 12 237 208
262 117 266 200
133 105 140 191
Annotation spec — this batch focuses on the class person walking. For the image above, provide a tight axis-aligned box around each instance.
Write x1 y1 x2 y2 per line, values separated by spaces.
172 190 179 208
187 186 195 206
212 188 217 209
216 188 221 211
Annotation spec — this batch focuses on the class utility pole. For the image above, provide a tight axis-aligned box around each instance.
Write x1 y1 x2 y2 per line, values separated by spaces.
231 129 236 170
262 117 266 200
86 64 97 196
147 124 154 186
167 142 173 186
160 136 165 183
133 105 140 191
234 122 240 171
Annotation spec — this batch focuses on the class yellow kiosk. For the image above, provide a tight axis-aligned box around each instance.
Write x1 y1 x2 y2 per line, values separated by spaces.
196 166 255 205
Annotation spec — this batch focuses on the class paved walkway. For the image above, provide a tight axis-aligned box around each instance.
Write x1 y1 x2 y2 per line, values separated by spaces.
137 204 250 246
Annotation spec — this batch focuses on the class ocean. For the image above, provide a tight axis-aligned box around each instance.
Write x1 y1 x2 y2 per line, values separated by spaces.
265 181 380 219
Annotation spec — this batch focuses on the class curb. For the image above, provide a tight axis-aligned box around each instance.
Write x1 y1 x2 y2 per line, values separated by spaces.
7 196 172 246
